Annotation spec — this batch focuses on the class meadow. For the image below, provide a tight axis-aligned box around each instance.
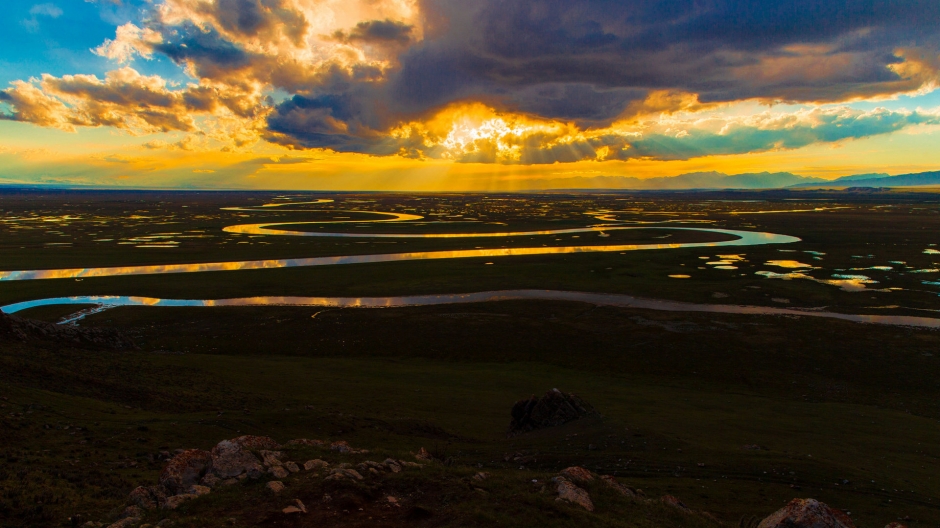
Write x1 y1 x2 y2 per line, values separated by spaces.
1 189 938 527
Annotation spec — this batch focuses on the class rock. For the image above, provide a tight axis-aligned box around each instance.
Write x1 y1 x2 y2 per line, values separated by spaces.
155 520 174 527
282 506 302 514
287 438 325 447
885 524 907 528
758 498 855 528
387 496 400 506
186 485 210 497
600 475 636 498
159 450 211 495
560 466 594 484
400 461 423 469
200 474 221 488
304 459 329 471
162 494 197 510
285 461 300 473
128 486 166 510
662 495 691 512
117 505 141 520
269 466 289 479
384 458 402 473
294 499 307 513
220 478 238 486
330 441 352 453
554 477 594 512
230 435 279 450
106 518 140 528
415 447 433 461
259 450 284 468
266 481 285 494
325 468 364 481
473 472 489 481
208 439 263 479
509 388 599 436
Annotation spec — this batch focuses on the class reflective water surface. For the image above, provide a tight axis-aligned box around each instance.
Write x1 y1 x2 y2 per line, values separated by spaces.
4 290 938 328
0 227 799 282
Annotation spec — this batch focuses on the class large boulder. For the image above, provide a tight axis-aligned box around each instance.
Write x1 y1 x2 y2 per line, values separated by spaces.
206 435 279 479
554 477 594 512
159 449 212 495
758 499 855 528
208 440 263 479
509 389 599 436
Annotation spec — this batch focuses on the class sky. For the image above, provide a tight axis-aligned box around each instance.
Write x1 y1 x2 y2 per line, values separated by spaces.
0 0 939 190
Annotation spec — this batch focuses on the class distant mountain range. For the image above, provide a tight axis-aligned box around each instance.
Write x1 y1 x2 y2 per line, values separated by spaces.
788 170 940 188
543 170 940 190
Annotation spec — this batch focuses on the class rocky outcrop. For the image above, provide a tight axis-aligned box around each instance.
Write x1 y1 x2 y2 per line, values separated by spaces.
159 450 211 495
203 435 280 482
758 499 855 528
509 388 599 436
600 475 637 498
0 311 135 349
553 477 594 512
560 466 594 484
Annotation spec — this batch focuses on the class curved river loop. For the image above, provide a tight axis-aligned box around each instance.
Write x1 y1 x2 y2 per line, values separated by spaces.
5 202 936 328
3 290 939 329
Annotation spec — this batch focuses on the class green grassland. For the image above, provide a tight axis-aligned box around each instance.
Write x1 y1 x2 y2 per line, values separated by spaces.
1 190 939 527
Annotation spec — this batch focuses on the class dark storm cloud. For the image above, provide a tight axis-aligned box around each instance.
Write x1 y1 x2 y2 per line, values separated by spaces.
258 0 940 157
333 19 415 45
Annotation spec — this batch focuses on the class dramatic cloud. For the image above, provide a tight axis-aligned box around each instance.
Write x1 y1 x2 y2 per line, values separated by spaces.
6 0 940 162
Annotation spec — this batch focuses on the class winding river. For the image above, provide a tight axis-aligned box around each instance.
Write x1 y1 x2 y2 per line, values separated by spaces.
0 227 798 281
3 290 939 328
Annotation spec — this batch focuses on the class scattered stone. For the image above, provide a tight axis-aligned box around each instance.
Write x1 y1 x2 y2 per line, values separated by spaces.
230 435 279 450
127 486 165 510
885 524 908 528
269 466 289 479
304 459 329 471
600 475 636 498
384 458 402 473
106 518 140 528
220 478 238 486
509 388 599 436
259 450 284 468
200 474 221 488
662 495 692 512
186 485 210 497
325 468 364 481
162 494 197 510
282 506 303 514
285 461 300 473
155 520 174 527
287 438 326 447
206 443 262 481
159 449 212 495
328 440 368 454
387 496 400 506
473 472 489 481
266 481 285 494
294 499 308 513
117 505 141 520
560 466 594 484
400 461 423 469
415 447 433 461
757 498 855 528
554 477 594 512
